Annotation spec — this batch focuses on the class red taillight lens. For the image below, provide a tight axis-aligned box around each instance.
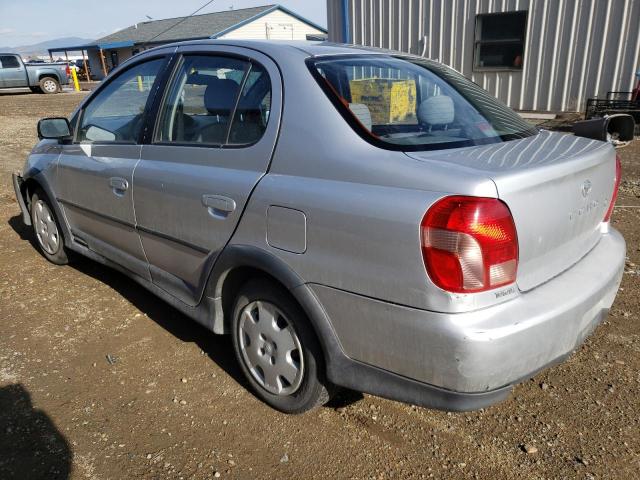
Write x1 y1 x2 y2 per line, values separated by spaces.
603 154 622 222
421 196 519 293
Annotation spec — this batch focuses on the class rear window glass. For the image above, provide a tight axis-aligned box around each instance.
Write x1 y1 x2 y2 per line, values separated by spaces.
309 55 537 151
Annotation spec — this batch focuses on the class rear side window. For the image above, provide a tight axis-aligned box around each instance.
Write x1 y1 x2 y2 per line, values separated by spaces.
309 55 537 151
228 63 271 145
155 55 272 146
77 58 164 143
0 55 20 68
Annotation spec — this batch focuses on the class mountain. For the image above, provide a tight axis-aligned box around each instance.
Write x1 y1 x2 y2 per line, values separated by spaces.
0 37 94 56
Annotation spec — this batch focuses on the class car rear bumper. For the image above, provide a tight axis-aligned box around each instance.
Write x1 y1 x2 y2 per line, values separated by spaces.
312 228 625 401
12 172 31 225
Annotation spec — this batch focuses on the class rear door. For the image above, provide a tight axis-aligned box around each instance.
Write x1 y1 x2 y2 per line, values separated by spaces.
134 46 281 305
56 54 171 280
0 55 26 87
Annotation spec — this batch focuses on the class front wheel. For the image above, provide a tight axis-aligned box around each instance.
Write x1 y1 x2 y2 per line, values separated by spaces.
231 279 332 413
30 189 68 265
39 77 60 94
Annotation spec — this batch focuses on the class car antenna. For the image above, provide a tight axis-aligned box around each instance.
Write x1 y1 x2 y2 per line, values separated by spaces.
139 0 218 50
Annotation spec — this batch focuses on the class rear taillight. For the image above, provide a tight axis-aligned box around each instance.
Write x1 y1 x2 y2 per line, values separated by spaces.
603 154 622 222
65 65 71 75
421 196 519 293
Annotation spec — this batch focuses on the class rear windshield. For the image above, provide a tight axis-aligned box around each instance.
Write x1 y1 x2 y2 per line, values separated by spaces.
309 55 537 151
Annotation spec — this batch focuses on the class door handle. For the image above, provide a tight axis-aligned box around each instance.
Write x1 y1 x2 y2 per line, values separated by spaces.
109 177 129 196
202 194 236 218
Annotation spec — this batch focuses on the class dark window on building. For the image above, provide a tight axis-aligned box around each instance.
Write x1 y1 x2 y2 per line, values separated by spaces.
474 11 527 70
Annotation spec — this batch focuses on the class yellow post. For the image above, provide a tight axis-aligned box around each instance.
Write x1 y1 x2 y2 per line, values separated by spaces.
137 75 144 92
70 67 80 92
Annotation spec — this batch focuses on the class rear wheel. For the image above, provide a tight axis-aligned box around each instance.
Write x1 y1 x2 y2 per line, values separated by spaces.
30 189 68 265
39 77 60 94
231 279 332 413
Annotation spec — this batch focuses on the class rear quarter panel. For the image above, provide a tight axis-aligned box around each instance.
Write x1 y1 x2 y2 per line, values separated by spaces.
28 65 68 85
230 50 509 313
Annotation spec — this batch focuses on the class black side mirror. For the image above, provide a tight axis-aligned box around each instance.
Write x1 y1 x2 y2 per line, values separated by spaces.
37 117 72 140
573 114 635 142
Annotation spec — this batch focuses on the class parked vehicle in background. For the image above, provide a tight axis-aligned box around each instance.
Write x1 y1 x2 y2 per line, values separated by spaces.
585 70 640 133
0 53 70 93
13 41 625 414
74 58 91 80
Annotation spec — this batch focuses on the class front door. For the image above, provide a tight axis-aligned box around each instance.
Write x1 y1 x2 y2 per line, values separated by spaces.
134 47 281 304
0 55 26 87
57 55 169 280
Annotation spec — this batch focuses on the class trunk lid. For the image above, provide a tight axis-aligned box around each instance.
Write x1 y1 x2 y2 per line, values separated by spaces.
406 130 617 291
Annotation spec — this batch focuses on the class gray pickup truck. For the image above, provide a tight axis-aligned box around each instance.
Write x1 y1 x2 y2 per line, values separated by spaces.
0 53 70 94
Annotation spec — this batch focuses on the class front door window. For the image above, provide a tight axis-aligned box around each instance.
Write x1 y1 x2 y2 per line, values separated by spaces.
76 58 164 143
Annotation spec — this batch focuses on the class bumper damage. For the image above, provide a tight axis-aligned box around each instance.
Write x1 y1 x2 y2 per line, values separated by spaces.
313 228 625 409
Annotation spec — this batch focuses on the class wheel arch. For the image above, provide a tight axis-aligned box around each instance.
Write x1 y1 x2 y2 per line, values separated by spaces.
206 245 341 374
38 73 60 83
20 174 72 246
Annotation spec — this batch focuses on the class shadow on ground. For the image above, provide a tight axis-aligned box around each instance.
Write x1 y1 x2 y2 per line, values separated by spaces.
8 214 363 410
0 90 32 97
0 384 72 480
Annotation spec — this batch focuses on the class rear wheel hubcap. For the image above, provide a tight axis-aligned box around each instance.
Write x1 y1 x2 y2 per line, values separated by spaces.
238 300 304 396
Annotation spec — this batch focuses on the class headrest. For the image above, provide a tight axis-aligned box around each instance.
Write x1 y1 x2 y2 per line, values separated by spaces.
349 103 372 130
204 79 240 114
418 95 454 125
186 73 220 86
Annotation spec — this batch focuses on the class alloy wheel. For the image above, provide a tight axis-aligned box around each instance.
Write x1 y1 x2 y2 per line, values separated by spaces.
43 79 57 93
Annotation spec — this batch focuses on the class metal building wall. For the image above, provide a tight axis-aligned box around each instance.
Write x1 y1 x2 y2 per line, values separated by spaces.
327 0 640 112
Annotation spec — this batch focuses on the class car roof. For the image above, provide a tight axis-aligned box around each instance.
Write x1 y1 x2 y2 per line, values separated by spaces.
149 39 401 58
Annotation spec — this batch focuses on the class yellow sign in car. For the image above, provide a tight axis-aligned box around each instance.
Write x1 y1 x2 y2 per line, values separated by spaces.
350 78 417 124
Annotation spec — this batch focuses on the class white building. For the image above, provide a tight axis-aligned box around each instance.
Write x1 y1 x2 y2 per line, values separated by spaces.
50 4 327 79
327 0 640 113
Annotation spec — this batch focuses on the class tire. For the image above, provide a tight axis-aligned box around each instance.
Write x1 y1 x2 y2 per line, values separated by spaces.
30 188 68 265
231 279 332 413
29 86 41 93
39 76 60 94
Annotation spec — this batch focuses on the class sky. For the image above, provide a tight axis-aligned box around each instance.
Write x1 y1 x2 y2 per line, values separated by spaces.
0 0 327 47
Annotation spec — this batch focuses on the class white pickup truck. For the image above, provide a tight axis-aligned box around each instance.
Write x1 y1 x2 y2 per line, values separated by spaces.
0 53 70 94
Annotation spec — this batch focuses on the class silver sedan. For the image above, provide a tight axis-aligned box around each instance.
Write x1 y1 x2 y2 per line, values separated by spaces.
13 40 625 413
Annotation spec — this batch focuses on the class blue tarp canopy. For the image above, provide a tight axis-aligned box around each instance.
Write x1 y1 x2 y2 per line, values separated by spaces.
48 44 96 53
95 40 134 49
48 40 134 54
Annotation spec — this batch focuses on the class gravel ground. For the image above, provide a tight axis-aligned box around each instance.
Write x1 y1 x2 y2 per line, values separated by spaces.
0 91 639 480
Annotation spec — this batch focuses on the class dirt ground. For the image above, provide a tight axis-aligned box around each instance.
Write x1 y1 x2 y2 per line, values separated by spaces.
0 90 639 480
